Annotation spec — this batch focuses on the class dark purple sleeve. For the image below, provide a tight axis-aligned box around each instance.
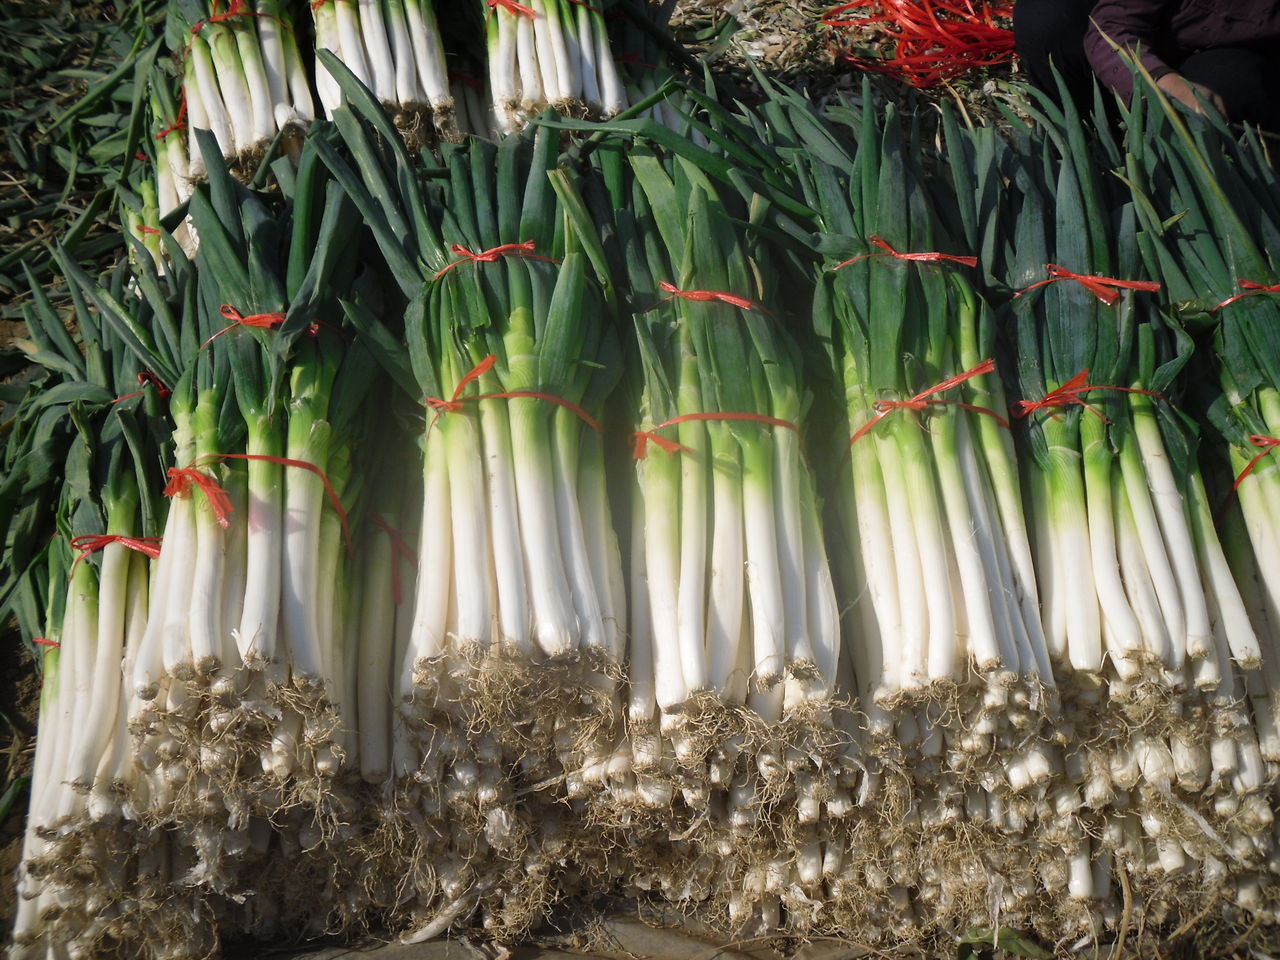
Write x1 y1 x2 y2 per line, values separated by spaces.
1083 0 1180 99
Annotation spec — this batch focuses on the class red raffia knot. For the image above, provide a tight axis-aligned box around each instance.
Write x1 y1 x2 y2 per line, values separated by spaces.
310 0 328 8
371 513 417 605
156 94 187 140
1012 369 1161 421
32 637 60 648
633 411 800 460
70 534 163 573
836 234 978 269
848 358 1008 445
822 0 1015 88
649 281 770 315
113 371 172 404
137 225 162 237
434 240 559 280
1211 279 1280 313
1231 435 1280 494
203 304 324 349
488 0 536 18
1014 263 1161 307
165 454 352 550
425 354 601 433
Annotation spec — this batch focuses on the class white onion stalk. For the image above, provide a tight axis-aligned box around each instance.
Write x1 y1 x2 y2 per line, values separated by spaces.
358 0 397 103
383 0 425 106
227 16 276 147
188 32 236 157
333 0 374 88
203 23 256 155
404 0 451 115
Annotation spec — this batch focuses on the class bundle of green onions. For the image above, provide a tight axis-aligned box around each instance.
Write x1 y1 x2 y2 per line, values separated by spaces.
310 0 452 134
484 0 626 133
168 0 314 172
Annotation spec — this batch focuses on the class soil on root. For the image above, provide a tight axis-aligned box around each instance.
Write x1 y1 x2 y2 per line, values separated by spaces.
0 630 40 932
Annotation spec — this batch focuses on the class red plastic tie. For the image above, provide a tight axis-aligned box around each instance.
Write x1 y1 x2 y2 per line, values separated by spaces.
32 637 59 648
70 534 163 574
425 354 600 434
488 0 536 17
164 465 235 528
135 152 149 163
191 0 284 35
648 281 770 315
113 371 172 404
202 304 326 349
835 234 978 269
848 358 1008 445
371 513 417 605
156 93 188 140
1231 435 1280 494
137 225 162 237
1012 369 1160 421
565 0 603 12
165 454 352 551
633 411 800 459
1013 264 1161 307
1211 279 1280 313
433 240 560 280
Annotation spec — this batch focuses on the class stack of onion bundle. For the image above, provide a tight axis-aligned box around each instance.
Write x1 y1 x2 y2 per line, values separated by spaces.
8 245 221 959
982 85 1272 910
484 0 626 133
1116 81 1280 908
574 145 850 932
315 65 629 939
310 0 453 140
167 0 314 177
812 101 1054 750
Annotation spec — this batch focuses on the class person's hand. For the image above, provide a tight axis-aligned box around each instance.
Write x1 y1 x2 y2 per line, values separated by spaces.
1156 72 1227 118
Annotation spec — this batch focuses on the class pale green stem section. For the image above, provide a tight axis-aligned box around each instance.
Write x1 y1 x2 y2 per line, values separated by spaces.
641 441 685 709
741 432 784 690
406 435 450 696
1115 429 1176 668
477 395 530 657
1109 469 1158 679
931 408 1000 673
440 408 490 651
1081 410 1141 670
1042 415 1100 673
552 408 607 656
1185 470 1260 667
509 397 575 657
1131 393 1209 661
706 420 745 698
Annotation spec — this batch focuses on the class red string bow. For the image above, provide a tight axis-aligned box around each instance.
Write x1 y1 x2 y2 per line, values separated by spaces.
835 234 978 270
424 354 600 434
371 513 418 605
32 638 60 648
164 465 236 528
1012 369 1160 421
112 371 172 404
1013 264 1161 307
848 358 1008 445
156 93 187 141
633 411 800 459
433 240 560 280
488 0 536 18
190 0 257 33
648 281 770 315
1211 279 1280 313
164 454 352 550
70 534 163 573
1231 435 1280 493
202 304 326 349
